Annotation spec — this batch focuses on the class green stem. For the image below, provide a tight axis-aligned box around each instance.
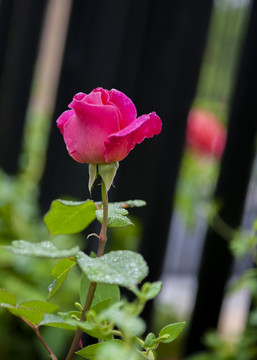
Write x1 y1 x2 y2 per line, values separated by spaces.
22 318 57 360
111 330 122 337
35 327 58 360
135 337 145 347
65 180 108 360
97 181 108 256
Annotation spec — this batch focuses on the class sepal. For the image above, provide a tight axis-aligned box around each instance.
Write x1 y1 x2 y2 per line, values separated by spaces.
88 164 98 193
98 162 119 192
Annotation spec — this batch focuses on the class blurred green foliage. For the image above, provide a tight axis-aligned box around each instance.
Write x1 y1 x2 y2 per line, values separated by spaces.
0 106 84 360
195 0 249 120
0 1 252 359
184 216 257 360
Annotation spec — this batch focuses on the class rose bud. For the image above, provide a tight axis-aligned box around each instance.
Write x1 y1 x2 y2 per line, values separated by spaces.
186 108 226 158
57 87 162 164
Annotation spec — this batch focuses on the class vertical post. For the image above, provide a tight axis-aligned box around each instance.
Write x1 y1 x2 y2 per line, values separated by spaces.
185 1 257 354
0 0 48 173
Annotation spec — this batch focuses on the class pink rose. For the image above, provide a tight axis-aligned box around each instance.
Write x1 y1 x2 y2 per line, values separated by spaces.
57 87 162 164
186 108 226 158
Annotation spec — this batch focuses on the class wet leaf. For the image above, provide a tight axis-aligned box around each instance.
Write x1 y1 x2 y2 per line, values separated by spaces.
3 240 79 259
96 207 133 228
44 199 96 235
48 257 76 299
76 250 148 288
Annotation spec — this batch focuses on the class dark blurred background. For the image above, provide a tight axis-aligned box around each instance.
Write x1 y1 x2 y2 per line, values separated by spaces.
0 0 257 359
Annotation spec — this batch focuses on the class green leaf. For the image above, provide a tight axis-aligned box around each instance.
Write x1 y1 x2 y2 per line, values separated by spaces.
76 250 148 288
0 288 16 306
96 207 133 228
0 296 58 326
58 310 81 320
90 298 112 314
51 310 113 340
93 340 145 360
95 200 146 228
39 314 77 331
118 200 146 208
19 300 59 314
48 257 76 299
99 200 146 209
0 302 44 326
40 313 111 339
98 305 145 337
159 321 186 343
8 307 44 326
76 340 124 359
144 333 156 348
76 321 113 341
44 199 96 235
142 281 163 300
80 274 120 306
60 312 113 340
3 240 79 258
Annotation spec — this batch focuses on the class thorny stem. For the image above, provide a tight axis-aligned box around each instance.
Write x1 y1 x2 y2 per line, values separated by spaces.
65 181 108 360
22 318 57 360
35 327 58 360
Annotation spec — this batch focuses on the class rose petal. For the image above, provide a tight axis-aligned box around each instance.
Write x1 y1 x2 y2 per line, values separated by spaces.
93 87 110 103
63 94 120 164
69 92 87 106
83 90 103 105
109 89 137 129
56 110 74 134
104 112 162 163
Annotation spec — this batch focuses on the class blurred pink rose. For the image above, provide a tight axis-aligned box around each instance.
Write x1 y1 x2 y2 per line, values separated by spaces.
57 87 162 164
186 108 226 158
